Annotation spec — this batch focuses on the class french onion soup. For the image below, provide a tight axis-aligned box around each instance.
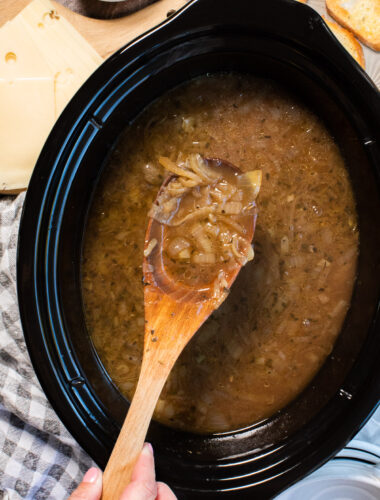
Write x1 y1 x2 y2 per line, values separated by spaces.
82 74 358 433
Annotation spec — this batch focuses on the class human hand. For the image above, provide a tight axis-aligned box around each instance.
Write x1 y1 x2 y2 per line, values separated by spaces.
69 443 177 500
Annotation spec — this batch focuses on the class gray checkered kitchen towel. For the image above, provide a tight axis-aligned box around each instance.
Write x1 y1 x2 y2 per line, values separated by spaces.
0 194 95 500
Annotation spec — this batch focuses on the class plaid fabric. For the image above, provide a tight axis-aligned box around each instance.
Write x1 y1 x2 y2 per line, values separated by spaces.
0 194 95 500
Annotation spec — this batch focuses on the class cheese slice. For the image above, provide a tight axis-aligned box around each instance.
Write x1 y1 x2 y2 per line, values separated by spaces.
0 21 55 192
0 0 103 192
15 0 103 116
0 79 55 191
0 21 52 80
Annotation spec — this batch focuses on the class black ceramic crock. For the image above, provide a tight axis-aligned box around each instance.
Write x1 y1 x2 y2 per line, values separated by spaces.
17 0 380 498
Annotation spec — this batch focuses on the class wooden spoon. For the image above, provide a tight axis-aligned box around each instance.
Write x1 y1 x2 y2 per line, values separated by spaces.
102 158 258 499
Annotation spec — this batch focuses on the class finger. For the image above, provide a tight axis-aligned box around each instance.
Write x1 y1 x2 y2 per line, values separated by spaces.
69 467 102 500
120 443 157 500
131 443 156 484
157 481 178 500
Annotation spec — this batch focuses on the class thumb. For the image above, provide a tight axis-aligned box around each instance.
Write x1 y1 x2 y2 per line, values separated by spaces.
120 443 157 500
69 467 103 500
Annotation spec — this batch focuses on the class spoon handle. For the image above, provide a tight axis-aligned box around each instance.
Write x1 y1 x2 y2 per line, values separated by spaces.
102 294 214 498
102 362 169 499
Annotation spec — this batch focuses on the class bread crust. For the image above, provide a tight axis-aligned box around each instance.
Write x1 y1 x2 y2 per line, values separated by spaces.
324 17 366 67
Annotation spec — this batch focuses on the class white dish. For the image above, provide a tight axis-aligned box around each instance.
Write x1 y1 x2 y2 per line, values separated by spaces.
276 407 380 500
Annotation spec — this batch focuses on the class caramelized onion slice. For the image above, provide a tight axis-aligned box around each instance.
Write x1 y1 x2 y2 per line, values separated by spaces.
159 156 201 183
189 154 222 182
238 170 262 200
192 252 216 265
167 237 191 257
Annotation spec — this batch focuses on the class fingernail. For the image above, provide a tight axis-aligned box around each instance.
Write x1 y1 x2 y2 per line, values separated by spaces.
142 442 153 456
83 467 100 484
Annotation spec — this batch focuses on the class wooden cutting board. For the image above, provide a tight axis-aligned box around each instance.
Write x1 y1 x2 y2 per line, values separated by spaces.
0 0 188 59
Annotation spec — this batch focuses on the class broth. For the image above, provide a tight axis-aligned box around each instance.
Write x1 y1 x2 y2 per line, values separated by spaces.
82 74 358 433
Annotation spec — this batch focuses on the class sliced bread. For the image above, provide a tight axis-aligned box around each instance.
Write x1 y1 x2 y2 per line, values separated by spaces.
326 0 380 51
324 17 365 67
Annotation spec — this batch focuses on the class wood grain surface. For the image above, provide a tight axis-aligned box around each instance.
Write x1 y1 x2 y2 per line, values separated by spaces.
0 0 188 59
102 292 216 498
